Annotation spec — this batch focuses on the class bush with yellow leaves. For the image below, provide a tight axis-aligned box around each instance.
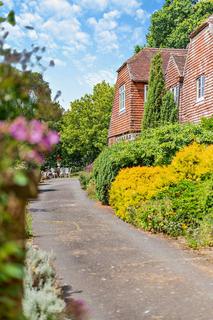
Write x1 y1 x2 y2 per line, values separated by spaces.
109 143 213 246
109 165 177 222
171 143 213 180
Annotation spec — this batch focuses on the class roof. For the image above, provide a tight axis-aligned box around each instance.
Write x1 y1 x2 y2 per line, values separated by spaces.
169 54 187 76
117 48 188 82
190 14 213 39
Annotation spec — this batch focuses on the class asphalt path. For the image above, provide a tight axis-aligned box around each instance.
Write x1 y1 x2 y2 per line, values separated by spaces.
30 178 213 320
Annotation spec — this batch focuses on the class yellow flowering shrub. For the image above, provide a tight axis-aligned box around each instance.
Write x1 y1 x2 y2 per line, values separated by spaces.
171 143 213 180
109 165 177 221
109 143 213 222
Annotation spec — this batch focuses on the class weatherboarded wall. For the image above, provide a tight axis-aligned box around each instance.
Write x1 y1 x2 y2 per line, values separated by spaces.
180 20 213 123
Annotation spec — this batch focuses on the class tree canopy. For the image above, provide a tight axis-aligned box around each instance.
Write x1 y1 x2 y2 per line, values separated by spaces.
146 0 213 48
27 72 63 125
0 67 63 123
60 81 114 167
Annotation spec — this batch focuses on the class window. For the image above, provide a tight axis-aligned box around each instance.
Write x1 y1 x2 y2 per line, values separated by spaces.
119 84 126 112
144 84 148 102
170 85 179 104
196 75 205 101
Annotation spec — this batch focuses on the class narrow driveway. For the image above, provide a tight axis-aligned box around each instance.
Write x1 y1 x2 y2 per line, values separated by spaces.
31 178 213 320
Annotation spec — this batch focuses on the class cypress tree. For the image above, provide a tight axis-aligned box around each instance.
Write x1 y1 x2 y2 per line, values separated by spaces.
142 52 166 129
161 90 178 125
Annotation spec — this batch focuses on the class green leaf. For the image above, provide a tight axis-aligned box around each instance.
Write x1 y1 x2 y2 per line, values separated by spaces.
1 263 23 280
0 17 6 23
7 10 16 26
14 172 29 186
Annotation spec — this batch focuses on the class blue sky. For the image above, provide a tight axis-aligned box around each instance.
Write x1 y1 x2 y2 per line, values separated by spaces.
4 0 164 109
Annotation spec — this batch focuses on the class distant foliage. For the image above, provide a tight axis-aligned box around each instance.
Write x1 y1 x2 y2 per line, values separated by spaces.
79 172 92 190
161 91 178 125
142 53 166 129
93 120 213 204
134 45 144 54
109 143 213 247
61 81 114 167
147 0 213 48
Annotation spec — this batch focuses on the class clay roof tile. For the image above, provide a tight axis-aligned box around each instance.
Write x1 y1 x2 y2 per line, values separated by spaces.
118 48 188 82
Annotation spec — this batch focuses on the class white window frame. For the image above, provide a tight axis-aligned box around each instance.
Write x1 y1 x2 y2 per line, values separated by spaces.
119 84 126 112
144 84 148 103
170 85 179 105
196 75 205 102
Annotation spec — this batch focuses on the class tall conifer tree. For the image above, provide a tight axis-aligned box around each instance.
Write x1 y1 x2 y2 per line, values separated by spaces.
142 52 166 129
161 90 178 125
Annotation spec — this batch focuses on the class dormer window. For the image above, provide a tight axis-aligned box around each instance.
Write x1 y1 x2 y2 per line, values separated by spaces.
196 75 205 102
119 84 125 112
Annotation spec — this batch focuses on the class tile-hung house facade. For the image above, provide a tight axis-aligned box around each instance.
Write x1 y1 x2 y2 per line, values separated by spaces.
108 15 213 145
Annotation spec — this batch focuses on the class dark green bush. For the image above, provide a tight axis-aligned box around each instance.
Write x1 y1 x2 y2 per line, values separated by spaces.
79 171 92 190
133 174 213 246
93 120 213 204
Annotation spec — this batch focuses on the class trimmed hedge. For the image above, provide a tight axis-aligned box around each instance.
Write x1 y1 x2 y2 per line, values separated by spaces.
93 119 213 204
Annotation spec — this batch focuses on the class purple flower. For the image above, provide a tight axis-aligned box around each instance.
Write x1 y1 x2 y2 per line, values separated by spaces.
9 117 28 142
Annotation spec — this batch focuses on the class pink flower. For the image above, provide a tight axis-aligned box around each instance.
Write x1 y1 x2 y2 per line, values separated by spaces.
9 117 28 141
47 131 60 145
28 120 44 144
24 150 44 164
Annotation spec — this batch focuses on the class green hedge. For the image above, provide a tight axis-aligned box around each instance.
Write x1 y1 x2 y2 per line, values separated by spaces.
93 119 213 204
133 174 213 245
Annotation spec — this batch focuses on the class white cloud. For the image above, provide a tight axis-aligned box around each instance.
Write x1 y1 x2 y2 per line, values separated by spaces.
132 26 146 43
4 0 14 9
81 69 116 87
75 0 140 14
88 10 120 52
111 0 140 14
41 0 81 18
135 9 150 23
79 0 108 11
4 0 90 55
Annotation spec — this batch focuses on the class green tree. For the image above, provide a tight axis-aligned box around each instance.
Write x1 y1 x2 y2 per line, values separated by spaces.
0 64 36 120
134 45 143 54
61 81 114 167
26 72 64 124
142 53 166 129
147 0 213 48
161 90 178 125
0 67 63 128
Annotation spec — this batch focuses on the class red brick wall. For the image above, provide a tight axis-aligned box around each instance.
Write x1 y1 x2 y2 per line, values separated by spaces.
180 23 213 123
